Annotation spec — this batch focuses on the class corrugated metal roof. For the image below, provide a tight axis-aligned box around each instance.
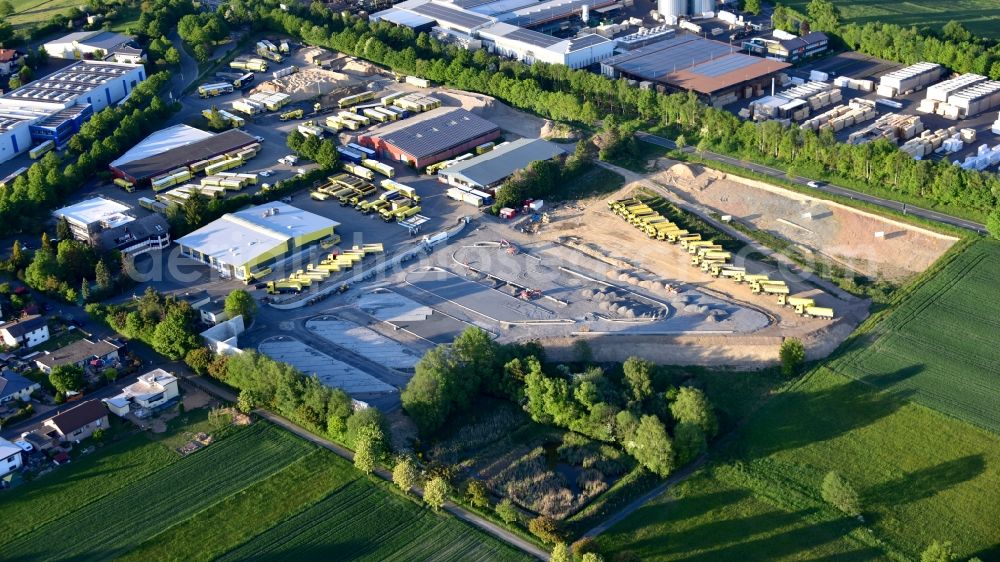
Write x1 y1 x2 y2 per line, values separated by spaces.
370 107 500 159
440 138 564 187
110 124 214 168
411 2 493 30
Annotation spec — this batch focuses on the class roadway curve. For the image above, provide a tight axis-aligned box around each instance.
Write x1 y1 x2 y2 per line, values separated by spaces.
635 131 987 234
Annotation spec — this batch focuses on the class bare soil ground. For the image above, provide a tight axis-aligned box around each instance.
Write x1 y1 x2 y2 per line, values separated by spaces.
651 161 957 282
434 89 555 140
535 181 867 366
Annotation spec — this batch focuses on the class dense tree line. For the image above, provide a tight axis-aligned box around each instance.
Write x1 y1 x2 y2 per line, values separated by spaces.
0 73 176 236
87 287 202 360
491 141 593 211
401 328 718 478
177 11 230 62
286 131 341 170
247 0 997 219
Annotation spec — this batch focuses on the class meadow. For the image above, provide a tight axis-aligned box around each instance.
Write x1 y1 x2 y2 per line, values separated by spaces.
597 366 1000 561
6 0 79 28
0 419 535 562
780 0 1000 39
831 239 1000 433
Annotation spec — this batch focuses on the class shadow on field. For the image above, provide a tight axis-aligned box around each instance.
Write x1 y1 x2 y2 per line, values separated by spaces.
861 363 925 390
732 367 918 460
865 454 987 507
668 512 878 562
614 489 753 538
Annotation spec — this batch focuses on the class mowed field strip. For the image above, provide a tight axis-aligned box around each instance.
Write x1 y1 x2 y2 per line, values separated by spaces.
0 421 536 562
832 239 1000 433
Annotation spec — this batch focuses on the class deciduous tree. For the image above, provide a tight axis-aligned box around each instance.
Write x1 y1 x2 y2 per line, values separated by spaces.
628 415 675 477
49 365 84 393
224 289 257 323
423 477 449 511
392 456 418 494
821 471 861 516
780 338 806 377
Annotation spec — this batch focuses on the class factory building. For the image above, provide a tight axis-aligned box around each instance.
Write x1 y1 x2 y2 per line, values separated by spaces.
43 31 134 60
372 0 617 69
601 34 790 104
109 128 258 186
438 138 565 190
0 60 146 164
359 107 501 169
742 31 828 62
176 202 339 281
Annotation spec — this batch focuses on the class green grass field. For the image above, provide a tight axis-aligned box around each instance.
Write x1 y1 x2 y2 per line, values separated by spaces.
831 239 1000 433
7 0 79 28
597 367 1000 561
0 420 535 562
780 0 1000 39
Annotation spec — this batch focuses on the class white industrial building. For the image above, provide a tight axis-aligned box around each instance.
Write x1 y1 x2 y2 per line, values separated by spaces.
439 137 565 189
43 30 135 60
372 0 616 69
176 202 339 281
0 60 146 165
109 124 214 171
54 196 134 241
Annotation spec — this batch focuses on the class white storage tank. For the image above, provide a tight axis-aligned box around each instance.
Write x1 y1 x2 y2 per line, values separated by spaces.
657 0 687 19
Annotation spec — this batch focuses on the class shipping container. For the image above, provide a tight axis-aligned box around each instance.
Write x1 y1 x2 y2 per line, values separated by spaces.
347 143 376 159
336 146 364 164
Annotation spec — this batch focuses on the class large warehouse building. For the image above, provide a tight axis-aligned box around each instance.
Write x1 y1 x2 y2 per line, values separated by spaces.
439 138 564 190
176 202 339 281
0 60 146 164
601 34 790 104
372 0 616 69
42 30 138 62
359 107 501 169
110 128 258 185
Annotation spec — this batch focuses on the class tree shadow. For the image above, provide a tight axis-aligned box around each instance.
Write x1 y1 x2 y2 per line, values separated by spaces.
861 363 924 389
726 367 919 461
865 454 986 508
611 488 753 538
668 512 875 562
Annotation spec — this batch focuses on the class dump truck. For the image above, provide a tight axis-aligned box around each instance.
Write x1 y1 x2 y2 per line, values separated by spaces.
692 250 730 266
695 245 724 257
700 258 730 272
659 228 689 242
311 191 330 201
344 184 377 206
646 221 678 238
803 306 834 319
266 280 304 294
711 264 745 277
777 295 815 308
380 204 409 222
751 280 790 295
279 108 304 121
678 234 703 247
381 179 419 202
686 240 716 254
395 205 421 221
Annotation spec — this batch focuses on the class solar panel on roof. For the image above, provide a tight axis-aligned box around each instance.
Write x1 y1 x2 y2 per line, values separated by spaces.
504 27 562 48
694 54 758 77
412 2 492 29
569 34 608 50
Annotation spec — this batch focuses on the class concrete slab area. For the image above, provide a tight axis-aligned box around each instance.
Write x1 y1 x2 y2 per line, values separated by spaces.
406 268 559 322
259 337 396 395
305 317 421 369
356 289 472 345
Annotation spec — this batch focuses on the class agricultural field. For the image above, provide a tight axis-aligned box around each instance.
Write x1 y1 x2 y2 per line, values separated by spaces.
1 417 535 562
780 0 1000 39
831 239 1000 433
6 0 80 28
597 367 1000 561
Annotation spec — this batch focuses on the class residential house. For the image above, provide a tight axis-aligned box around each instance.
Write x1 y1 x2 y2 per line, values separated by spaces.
104 368 179 417
0 437 23 477
0 315 50 349
200 300 228 325
0 370 41 404
0 49 25 76
41 400 109 443
34 338 123 374
110 45 146 65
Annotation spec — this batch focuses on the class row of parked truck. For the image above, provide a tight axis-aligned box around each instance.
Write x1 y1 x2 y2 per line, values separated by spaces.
266 243 383 294
608 197 835 320
309 173 422 222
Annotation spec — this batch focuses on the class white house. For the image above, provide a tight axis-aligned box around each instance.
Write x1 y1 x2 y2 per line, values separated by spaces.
0 315 50 348
0 370 41 404
0 437 23 477
103 368 179 417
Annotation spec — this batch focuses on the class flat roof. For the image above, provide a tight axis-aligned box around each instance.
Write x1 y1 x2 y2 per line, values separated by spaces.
369 107 500 159
604 35 789 95
176 202 339 268
371 7 438 27
411 1 493 30
1 61 141 105
112 129 257 180
54 196 131 227
441 137 564 186
110 124 215 169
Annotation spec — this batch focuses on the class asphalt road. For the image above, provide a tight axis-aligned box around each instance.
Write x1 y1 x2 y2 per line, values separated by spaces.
168 32 200 100
635 131 987 234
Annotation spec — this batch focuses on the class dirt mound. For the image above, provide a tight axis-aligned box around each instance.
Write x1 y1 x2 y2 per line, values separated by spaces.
668 163 696 179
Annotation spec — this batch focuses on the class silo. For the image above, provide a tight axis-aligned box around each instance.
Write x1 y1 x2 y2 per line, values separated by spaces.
658 0 687 19
690 0 715 14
